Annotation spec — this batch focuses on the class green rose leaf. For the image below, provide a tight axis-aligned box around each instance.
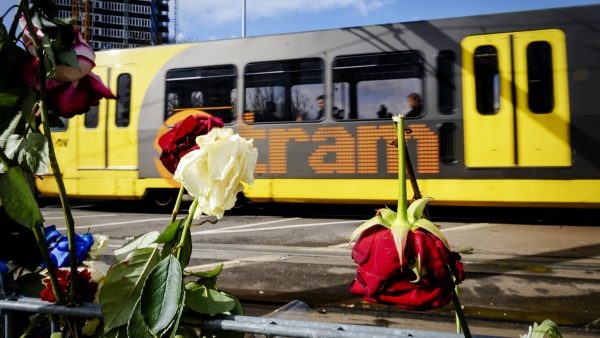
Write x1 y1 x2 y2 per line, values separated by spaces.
186 264 223 279
184 281 236 316
141 255 183 335
163 288 186 338
156 219 184 243
53 44 80 70
113 231 160 261
100 246 160 332
161 225 191 267
221 291 245 316
15 132 49 175
0 167 43 228
126 299 152 338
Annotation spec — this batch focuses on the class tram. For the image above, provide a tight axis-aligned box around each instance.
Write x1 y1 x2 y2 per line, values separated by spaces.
36 4 600 207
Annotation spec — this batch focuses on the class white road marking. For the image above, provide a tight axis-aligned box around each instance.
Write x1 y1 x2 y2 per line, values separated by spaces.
441 223 495 232
195 220 362 235
44 214 119 220
191 217 301 235
56 217 172 231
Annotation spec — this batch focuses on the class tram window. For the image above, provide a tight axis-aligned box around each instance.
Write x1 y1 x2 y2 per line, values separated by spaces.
437 50 456 114
84 105 99 128
439 123 458 164
116 73 131 127
527 41 554 113
474 45 500 115
165 65 237 123
333 52 424 120
244 58 324 123
50 117 68 132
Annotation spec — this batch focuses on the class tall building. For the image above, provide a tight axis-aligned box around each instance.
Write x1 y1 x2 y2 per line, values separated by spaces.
54 0 169 50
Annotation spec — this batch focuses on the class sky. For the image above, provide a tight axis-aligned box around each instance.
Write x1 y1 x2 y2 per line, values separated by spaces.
1 0 599 43
174 0 600 43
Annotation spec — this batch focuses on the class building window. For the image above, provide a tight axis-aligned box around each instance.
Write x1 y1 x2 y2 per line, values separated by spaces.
527 41 554 113
244 59 324 123
333 52 424 120
474 45 500 115
116 74 131 127
437 50 456 114
165 65 237 123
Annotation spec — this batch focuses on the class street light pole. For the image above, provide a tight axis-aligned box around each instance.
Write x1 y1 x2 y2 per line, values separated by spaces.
242 0 246 37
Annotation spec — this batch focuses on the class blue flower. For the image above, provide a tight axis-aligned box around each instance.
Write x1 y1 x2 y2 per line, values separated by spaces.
43 225 95 268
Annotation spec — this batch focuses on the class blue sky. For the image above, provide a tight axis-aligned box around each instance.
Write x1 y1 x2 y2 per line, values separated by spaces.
2 1 599 43
176 0 600 42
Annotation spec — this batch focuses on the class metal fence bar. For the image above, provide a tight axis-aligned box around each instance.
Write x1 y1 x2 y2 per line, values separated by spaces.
0 297 492 338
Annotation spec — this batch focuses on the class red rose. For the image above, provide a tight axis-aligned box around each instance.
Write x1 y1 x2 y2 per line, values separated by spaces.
349 225 464 311
46 73 116 118
40 268 98 303
158 114 224 174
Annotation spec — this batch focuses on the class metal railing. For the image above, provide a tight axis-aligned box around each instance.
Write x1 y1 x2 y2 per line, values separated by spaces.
0 297 492 338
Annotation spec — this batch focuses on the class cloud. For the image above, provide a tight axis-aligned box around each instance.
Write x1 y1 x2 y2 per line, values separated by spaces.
178 0 387 26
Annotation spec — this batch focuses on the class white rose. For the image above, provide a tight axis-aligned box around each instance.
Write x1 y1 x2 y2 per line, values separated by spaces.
87 234 109 259
174 128 257 219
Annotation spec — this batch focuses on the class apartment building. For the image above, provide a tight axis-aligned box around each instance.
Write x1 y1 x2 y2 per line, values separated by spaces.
53 0 169 50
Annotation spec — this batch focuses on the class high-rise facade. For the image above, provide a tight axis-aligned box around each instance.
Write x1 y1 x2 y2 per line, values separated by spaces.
53 0 169 50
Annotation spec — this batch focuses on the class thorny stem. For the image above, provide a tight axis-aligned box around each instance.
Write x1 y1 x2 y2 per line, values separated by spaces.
170 186 186 224
21 1 79 308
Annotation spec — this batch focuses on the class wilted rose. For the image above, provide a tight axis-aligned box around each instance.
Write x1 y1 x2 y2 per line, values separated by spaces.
158 114 224 174
19 19 115 118
173 127 257 219
349 225 464 311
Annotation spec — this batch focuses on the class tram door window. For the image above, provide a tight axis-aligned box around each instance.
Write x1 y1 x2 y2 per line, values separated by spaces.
437 50 457 115
116 74 131 127
165 65 237 124
332 52 423 120
244 58 324 123
462 29 571 168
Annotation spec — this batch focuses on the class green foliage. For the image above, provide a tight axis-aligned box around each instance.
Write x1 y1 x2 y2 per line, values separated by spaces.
100 246 161 332
112 231 159 261
184 281 236 316
140 255 183 335
160 223 192 267
156 219 185 243
0 166 43 228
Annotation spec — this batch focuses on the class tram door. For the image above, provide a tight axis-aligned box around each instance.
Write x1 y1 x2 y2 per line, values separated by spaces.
76 65 137 182
461 29 571 167
77 66 109 170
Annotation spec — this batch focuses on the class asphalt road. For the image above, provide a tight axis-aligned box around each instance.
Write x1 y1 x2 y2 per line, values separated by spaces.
40 200 600 337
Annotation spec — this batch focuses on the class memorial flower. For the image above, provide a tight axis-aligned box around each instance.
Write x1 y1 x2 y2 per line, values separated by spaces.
19 18 115 118
349 116 466 319
174 127 258 219
158 114 224 174
40 268 98 303
44 225 95 268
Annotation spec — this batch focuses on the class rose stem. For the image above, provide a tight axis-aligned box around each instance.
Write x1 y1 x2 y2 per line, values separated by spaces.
170 186 186 224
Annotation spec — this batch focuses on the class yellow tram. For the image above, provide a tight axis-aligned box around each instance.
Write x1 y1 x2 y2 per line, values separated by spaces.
36 4 600 207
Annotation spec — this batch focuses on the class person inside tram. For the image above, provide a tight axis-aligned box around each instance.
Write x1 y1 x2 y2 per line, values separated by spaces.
405 92 422 118
377 104 391 118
